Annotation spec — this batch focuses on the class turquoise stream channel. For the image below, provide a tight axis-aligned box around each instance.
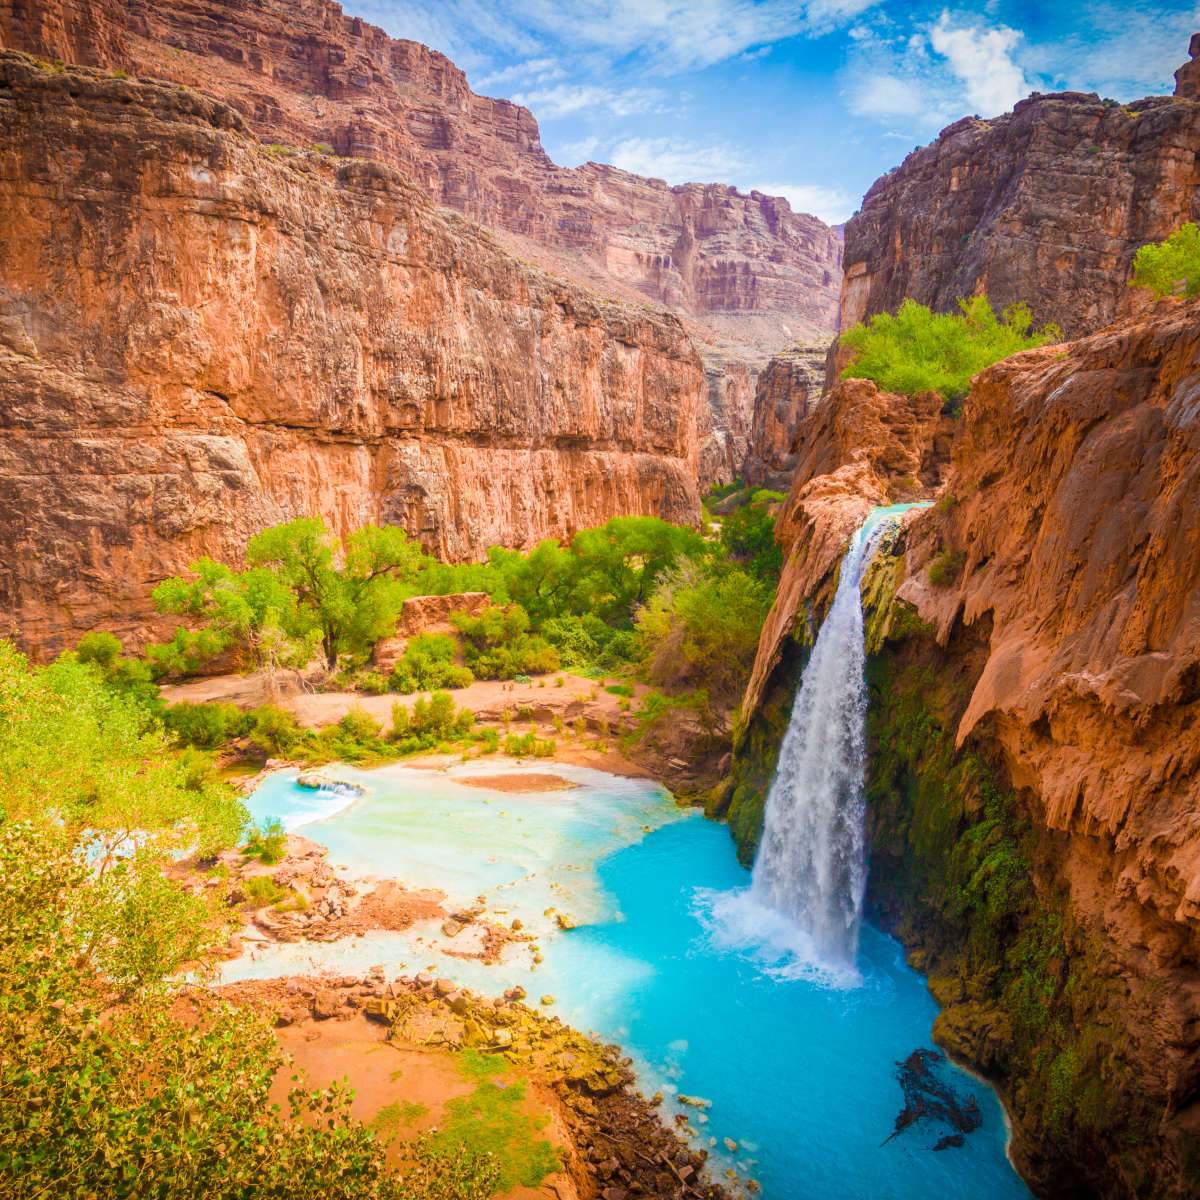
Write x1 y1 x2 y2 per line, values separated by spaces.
227 762 1029 1199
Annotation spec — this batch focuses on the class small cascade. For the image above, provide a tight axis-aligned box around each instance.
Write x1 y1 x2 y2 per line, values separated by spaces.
749 506 916 969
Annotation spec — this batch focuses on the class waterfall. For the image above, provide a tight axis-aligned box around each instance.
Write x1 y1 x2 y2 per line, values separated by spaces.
748 507 909 969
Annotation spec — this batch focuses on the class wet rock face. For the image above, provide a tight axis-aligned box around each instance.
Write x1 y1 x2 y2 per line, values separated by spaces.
840 85 1200 338
742 345 830 489
0 54 703 656
0 0 843 483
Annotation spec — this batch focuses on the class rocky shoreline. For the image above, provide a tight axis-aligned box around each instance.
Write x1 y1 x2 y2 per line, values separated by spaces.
218 970 739 1199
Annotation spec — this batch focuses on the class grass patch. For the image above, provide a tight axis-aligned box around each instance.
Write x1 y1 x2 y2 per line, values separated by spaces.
426 1053 559 1191
370 1099 429 1139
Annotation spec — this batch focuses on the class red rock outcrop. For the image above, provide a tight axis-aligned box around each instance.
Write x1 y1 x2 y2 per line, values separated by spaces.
743 344 830 488
839 83 1200 338
1176 33 1200 101
740 378 952 717
0 54 703 656
0 0 843 483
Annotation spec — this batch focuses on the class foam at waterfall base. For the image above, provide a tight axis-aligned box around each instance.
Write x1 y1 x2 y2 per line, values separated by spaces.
694 885 863 989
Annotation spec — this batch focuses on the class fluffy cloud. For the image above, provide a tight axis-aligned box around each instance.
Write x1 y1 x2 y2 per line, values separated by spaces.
474 56 565 91
928 11 1030 116
751 181 858 224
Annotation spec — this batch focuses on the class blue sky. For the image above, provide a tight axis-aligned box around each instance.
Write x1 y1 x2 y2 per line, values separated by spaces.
351 1 1200 224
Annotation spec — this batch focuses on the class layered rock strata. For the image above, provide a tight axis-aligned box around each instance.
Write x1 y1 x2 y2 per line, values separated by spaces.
0 0 843 483
839 84 1200 338
730 301 1200 1198
0 54 703 656
742 344 830 488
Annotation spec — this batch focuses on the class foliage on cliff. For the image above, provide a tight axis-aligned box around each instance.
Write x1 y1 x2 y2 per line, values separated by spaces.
1132 221 1200 298
840 296 1059 405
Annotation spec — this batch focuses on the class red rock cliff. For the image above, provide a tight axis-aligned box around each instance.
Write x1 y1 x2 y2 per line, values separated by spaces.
0 53 703 656
736 300 1200 1197
839 83 1200 337
743 345 830 489
0 0 843 483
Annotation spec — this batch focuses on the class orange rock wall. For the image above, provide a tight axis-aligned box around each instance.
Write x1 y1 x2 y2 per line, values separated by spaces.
0 55 702 655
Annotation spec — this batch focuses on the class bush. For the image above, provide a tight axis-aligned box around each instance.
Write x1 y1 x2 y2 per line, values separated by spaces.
389 633 474 693
243 874 288 906
636 563 771 704
164 700 251 749
358 670 390 695
719 490 785 584
248 704 300 756
75 630 123 670
1132 223 1200 298
243 816 287 865
452 605 561 680
928 548 967 587
338 705 382 742
504 732 554 757
391 692 474 744
840 296 1060 404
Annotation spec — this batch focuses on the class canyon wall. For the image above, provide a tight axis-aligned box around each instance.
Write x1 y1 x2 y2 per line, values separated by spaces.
0 53 703 656
839 83 1200 338
729 300 1200 1198
742 345 830 489
0 0 843 483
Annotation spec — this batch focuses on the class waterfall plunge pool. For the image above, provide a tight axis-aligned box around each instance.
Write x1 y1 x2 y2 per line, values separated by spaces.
225 762 1030 1200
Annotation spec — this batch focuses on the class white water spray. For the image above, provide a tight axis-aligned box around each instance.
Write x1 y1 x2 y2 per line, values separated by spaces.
748 507 913 969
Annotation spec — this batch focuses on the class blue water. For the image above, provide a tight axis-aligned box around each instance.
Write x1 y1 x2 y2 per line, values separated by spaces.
230 764 1029 1199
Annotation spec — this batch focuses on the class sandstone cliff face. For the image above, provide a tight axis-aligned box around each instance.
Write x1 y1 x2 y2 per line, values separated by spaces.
840 88 1200 338
734 302 1200 1198
0 54 703 656
738 378 951 720
0 0 842 482
743 345 829 488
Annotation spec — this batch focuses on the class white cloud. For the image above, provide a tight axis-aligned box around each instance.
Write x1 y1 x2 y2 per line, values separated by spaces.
752 181 858 224
511 82 666 118
369 0 881 75
929 10 1030 116
608 137 746 183
474 56 565 91
1020 3 1200 100
556 135 604 165
846 73 926 117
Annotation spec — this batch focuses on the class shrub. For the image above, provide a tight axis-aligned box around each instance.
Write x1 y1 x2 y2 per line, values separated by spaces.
338 705 382 742
1132 222 1200 299
358 670 390 695
243 816 287 865
636 562 771 704
75 630 123 670
243 874 288 906
164 700 250 749
389 633 474 693
391 692 473 745
504 732 553 757
248 704 300 756
452 605 560 680
840 296 1060 404
928 548 967 587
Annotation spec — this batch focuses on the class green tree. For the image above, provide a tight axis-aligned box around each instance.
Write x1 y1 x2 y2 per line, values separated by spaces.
636 563 771 705
1132 222 1200 298
719 490 785 584
840 296 1060 405
246 519 424 670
